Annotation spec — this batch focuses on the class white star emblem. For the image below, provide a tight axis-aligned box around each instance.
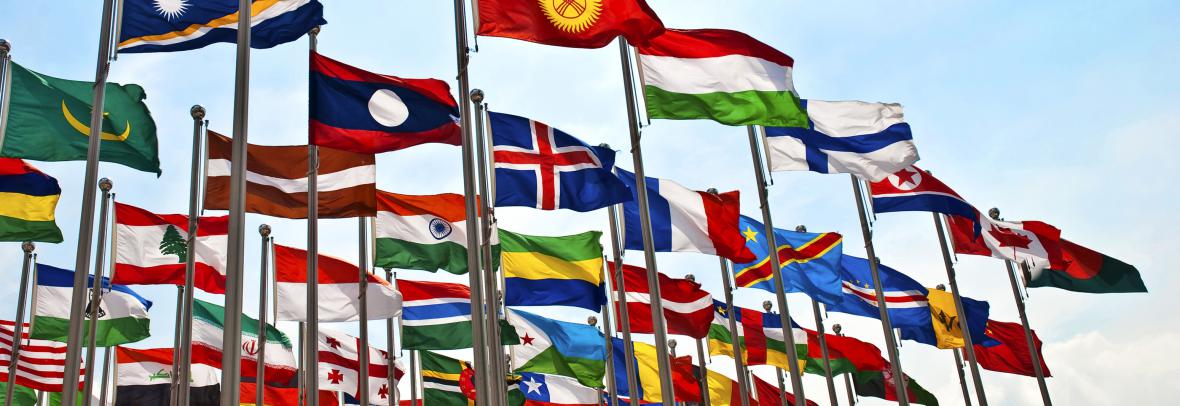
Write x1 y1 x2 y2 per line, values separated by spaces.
153 0 189 20
524 377 543 394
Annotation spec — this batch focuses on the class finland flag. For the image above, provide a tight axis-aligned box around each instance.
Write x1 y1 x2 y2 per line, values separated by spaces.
764 100 919 182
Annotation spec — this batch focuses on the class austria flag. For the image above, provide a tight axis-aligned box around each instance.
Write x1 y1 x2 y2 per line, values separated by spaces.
616 168 755 263
273 244 402 322
310 52 461 154
112 202 228 294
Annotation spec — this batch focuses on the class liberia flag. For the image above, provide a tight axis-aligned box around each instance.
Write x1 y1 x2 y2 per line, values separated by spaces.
616 168 756 263
113 202 228 294
610 263 713 339
318 327 405 405
274 244 402 322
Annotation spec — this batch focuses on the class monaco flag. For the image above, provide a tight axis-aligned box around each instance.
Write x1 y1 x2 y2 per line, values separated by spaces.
113 202 228 294
318 327 405 405
948 212 1066 270
610 263 714 339
274 244 402 322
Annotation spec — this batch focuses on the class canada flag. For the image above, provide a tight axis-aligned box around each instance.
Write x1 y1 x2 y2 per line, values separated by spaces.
948 212 1065 270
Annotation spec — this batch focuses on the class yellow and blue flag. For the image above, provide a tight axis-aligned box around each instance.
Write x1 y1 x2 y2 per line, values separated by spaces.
899 288 999 349
501 229 605 312
0 158 62 243
732 215 844 305
117 0 326 53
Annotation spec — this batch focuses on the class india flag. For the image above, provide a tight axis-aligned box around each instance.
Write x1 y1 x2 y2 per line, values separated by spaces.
637 28 808 128
31 264 151 346
374 191 491 275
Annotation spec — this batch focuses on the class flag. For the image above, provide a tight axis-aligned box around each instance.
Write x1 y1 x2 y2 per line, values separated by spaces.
705 300 741 359
117 0 325 53
518 372 599 406
0 158 62 242
190 299 297 385
476 0 664 48
869 165 978 223
490 111 630 212
374 191 484 274
703 301 806 374
317 327 404 405
501 229 606 311
610 263 713 339
399 279 519 350
637 28 806 128
732 215 844 305
1027 238 1147 294
204 130 377 219
309 52 461 153
420 351 473 406
751 375 816 406
802 328 887 376
0 62 160 174
112 202 228 294
0 381 36 406
616 168 755 263
273 244 402 322
704 368 755 406
764 100 918 182
238 382 298 406
0 319 84 392
31 264 151 346
948 212 1065 270
971 320 1051 378
114 347 219 406
508 309 606 389
610 338 698 403
852 368 939 406
826 255 931 328
899 289 997 349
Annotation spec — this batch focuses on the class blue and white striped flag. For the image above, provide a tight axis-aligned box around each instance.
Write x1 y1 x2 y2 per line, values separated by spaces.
764 100 919 182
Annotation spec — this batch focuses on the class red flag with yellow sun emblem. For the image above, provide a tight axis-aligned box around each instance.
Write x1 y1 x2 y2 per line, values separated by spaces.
477 0 665 48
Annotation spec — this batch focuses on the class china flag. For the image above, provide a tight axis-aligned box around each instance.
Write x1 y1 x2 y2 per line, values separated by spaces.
477 0 665 48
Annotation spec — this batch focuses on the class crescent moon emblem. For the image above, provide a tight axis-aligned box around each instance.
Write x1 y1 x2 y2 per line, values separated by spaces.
61 100 131 141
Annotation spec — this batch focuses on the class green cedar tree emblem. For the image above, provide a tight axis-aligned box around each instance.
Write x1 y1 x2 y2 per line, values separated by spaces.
159 225 187 263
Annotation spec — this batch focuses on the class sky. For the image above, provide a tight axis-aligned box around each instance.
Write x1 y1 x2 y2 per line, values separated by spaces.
2 0 1179 404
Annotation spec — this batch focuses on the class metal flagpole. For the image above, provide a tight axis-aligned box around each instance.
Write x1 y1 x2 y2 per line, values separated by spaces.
219 0 254 402
175 104 206 406
0 39 13 148
833 324 857 406
303 25 323 406
951 340 972 406
617 37 676 406
716 257 752 406
297 321 305 405
605 203 641 402
5 241 35 404
745 126 806 400
386 268 399 404
598 262 619 406
991 208 1051 406
98 347 112 406
763 301 789 406
470 89 506 406
682 274 710 406
931 213 988 405
357 218 371 405
170 284 184 406
256 226 272 406
795 225 839 406
848 175 908 404
409 350 419 406
82 179 114 406
62 0 121 400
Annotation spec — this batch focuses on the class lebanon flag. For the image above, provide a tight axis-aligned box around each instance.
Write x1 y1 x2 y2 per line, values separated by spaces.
274 244 402 322
948 212 1065 270
616 168 756 263
113 202 228 294
610 263 713 339
115 347 219 406
318 327 405 405
476 0 665 49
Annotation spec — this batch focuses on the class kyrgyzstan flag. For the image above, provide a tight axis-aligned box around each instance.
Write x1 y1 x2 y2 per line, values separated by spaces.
610 263 714 339
112 202 228 294
477 0 665 48
273 244 402 322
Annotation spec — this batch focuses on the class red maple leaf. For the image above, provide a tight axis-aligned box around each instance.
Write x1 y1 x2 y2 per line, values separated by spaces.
521 332 535 345
327 369 344 384
326 337 343 350
378 384 389 399
988 224 1032 248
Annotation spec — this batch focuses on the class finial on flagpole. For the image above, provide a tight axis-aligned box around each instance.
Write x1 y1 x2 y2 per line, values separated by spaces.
259 224 271 237
309 26 321 36
21 241 34 253
988 207 1001 220
0 39 11 55
191 105 206 120
706 188 718 195
470 89 484 104
587 316 598 327
796 225 807 232
98 178 113 192
668 339 677 350
832 324 842 335
684 274 695 282
762 300 773 312
935 284 946 291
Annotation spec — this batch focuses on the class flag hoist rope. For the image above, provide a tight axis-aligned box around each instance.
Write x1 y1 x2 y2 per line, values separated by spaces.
175 104 207 406
932 212 989 405
472 89 508 406
990 208 1052 406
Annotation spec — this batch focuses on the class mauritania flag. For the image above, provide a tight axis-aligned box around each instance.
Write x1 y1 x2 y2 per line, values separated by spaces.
399 279 519 350
190 299 298 385
764 100 918 182
501 229 605 312
637 28 807 128
0 158 62 243
508 309 606 389
117 0 326 53
374 191 489 275
31 264 151 346
420 351 472 406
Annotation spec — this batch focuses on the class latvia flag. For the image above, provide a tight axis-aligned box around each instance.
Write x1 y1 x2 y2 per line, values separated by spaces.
274 244 402 322
115 347 219 406
610 263 714 339
113 202 228 294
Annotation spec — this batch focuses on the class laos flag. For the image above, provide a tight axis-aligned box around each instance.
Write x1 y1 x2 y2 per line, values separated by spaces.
310 52 461 154
869 165 980 227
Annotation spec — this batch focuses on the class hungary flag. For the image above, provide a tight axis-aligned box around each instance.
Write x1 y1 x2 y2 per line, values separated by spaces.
374 191 492 274
31 264 151 346
1027 239 1147 294
507 309 606 389
637 28 807 128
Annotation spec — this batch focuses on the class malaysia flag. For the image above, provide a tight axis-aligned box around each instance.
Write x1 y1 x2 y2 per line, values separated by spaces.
869 165 978 222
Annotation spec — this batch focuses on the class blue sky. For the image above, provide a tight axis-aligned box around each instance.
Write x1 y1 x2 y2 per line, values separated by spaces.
3 1 1179 404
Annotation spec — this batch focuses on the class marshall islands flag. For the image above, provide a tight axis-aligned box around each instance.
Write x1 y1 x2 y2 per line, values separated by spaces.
117 0 326 53
0 158 62 243
32 264 152 346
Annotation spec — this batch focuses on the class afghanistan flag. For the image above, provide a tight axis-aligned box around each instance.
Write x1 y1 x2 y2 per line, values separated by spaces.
1027 239 1146 294
1 62 160 174
0 158 62 243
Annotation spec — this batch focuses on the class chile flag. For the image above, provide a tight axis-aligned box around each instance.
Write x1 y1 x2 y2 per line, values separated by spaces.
310 52 461 154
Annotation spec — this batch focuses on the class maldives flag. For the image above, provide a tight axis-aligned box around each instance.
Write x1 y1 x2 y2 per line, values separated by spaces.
948 212 1066 270
273 244 402 322
112 202 228 294
477 0 665 49
610 263 713 339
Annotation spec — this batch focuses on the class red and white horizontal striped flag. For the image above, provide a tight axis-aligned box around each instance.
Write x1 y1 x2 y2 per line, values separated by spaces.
318 327 405 405
113 202 229 294
0 319 84 392
274 244 402 322
610 263 714 339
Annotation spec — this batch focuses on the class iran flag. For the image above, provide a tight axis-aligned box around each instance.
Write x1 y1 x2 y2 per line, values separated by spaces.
113 202 228 294
318 327 405 405
948 212 1065 270
274 244 402 322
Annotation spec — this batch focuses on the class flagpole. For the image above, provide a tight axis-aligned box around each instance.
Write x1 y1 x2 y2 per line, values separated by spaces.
0 39 13 149
82 179 113 406
356 218 371 405
605 203 641 402
409 350 419 406
300 26 324 406
848 174 909 404
833 324 858 406
931 213 988 405
716 257 752 406
297 321 305 405
598 261 619 406
4 241 35 403
386 268 399 404
952 340 973 406
62 0 121 399
173 104 206 406
253 225 272 406
745 126 806 400
617 37 676 406
993 208 1052 406
470 89 506 406
98 347 112 406
679 274 710 406
170 285 183 406
795 225 839 406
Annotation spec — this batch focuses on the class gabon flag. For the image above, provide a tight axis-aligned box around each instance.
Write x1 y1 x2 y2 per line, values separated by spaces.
477 0 665 48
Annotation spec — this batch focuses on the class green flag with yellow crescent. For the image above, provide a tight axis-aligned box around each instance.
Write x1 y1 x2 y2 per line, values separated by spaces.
1 62 160 174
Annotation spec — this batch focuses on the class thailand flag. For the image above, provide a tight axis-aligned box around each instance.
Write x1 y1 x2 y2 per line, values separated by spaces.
490 112 631 212
869 165 979 222
310 52 461 154
519 372 600 406
826 255 931 328
764 100 918 182
616 169 756 263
